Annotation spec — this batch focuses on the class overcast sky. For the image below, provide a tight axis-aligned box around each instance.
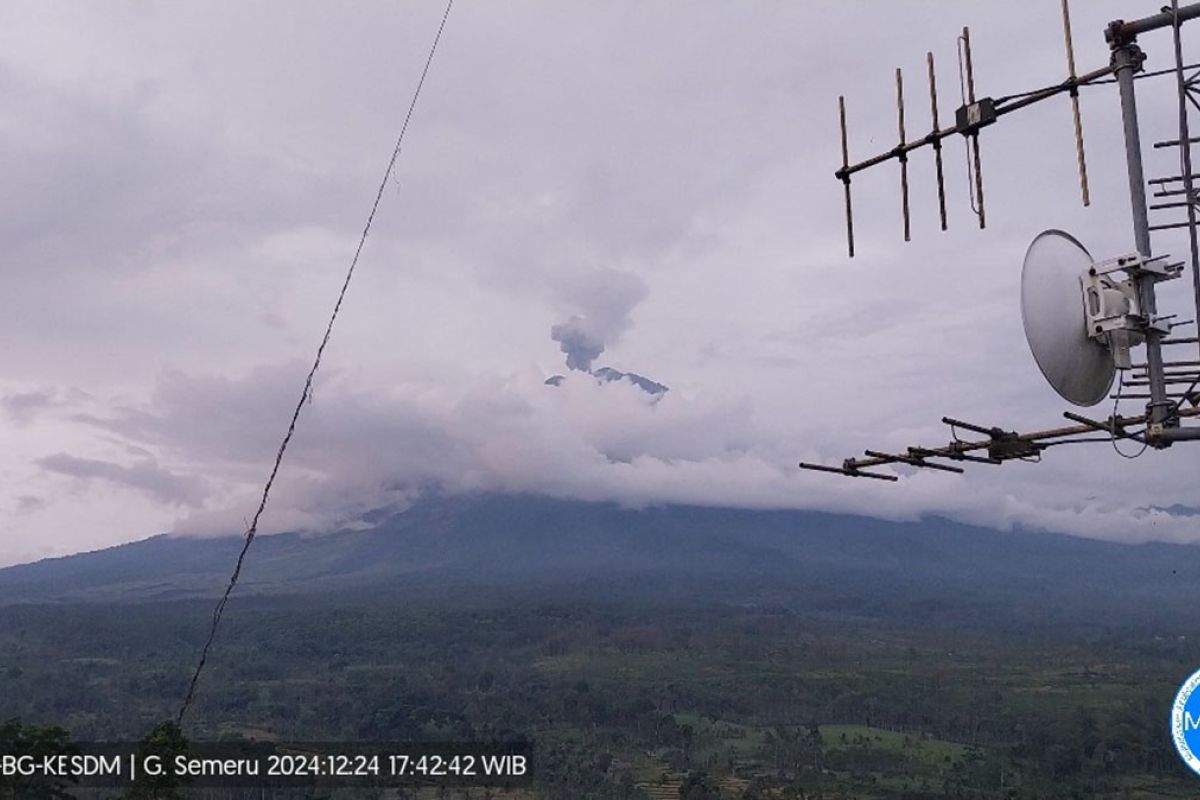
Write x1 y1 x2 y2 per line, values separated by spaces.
3 1 1200 567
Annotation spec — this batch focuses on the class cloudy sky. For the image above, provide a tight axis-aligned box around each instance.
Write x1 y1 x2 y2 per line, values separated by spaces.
4 1 1200 567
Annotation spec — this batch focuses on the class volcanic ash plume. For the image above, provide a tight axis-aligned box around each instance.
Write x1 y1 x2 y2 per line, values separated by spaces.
551 317 605 372
549 269 649 373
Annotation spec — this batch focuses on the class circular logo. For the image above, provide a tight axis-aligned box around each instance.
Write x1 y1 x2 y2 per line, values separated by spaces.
1171 668 1200 776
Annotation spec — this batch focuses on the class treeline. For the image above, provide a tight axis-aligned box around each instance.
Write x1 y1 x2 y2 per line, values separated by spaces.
1 591 1197 797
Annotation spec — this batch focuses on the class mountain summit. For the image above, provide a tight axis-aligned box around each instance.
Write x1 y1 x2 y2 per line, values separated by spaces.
544 366 668 395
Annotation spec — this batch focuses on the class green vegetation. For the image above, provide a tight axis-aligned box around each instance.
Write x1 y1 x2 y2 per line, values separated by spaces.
2 584 1199 799
0 719 78 798
121 721 190 800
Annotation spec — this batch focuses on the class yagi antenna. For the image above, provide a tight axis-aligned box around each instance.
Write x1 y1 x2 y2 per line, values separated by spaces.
835 3 1112 257
805 0 1200 482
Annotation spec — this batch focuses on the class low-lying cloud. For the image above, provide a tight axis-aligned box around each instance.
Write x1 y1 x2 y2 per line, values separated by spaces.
22 357 1195 551
38 452 210 507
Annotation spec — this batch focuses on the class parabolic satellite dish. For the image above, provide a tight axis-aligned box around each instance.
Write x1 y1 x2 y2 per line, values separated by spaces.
1021 229 1115 407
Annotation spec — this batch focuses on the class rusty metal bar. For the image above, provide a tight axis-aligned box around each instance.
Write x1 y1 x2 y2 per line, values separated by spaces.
1063 410 1146 442
1150 220 1199 231
929 446 1002 465
897 68 911 242
993 65 1116 117
1149 173 1200 183
1121 376 1200 385
1132 358 1200 367
1111 392 1200 400
1130 369 1200 379
865 449 965 473
942 416 1003 437
838 95 855 258
1154 136 1200 147
1062 0 1091 206
798 461 898 481
962 26 986 229
927 52 948 230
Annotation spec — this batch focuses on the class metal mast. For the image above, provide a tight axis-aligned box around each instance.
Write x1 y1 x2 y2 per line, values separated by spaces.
804 1 1200 481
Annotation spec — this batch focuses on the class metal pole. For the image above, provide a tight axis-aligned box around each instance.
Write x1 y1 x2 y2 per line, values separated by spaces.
1113 42 1173 439
1114 47 1151 255
1170 0 1200 365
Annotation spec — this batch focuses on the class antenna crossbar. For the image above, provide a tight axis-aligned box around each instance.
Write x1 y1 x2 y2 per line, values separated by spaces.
799 406 1200 480
835 64 1114 183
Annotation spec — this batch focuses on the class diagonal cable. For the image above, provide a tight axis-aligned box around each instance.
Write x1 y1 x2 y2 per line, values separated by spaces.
176 0 456 725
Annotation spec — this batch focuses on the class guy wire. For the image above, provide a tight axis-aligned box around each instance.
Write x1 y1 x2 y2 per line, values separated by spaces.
176 0 457 725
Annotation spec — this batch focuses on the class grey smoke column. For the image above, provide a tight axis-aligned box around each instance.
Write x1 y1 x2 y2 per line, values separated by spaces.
551 317 604 372
549 268 649 372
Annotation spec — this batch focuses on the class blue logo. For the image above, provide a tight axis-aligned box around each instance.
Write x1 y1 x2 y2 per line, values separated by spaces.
1171 668 1200 776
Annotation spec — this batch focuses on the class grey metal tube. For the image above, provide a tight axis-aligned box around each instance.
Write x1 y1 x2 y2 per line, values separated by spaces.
1116 2 1200 39
1158 426 1200 441
1115 48 1152 256
1114 44 1172 433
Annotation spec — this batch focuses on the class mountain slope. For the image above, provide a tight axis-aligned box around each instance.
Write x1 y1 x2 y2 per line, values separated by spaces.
1 494 1197 633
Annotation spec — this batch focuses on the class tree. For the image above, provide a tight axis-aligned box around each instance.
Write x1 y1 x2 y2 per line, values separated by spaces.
0 718 78 799
121 720 190 800
741 779 768 800
679 770 721 800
